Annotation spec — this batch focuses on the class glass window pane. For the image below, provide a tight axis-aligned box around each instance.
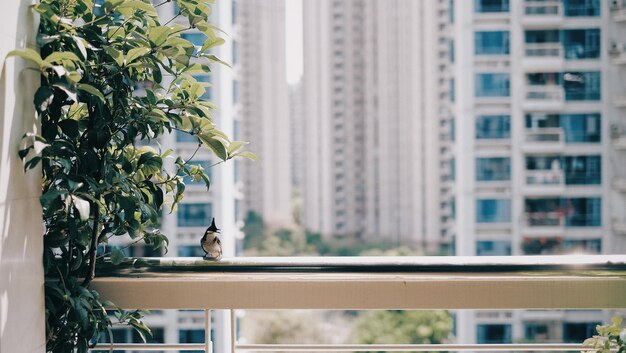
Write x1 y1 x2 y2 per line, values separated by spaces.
475 31 510 55
476 115 510 139
476 199 511 223
475 0 509 13
475 73 510 97
178 203 213 227
476 157 511 181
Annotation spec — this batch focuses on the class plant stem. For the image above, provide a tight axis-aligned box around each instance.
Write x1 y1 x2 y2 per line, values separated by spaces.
82 207 100 287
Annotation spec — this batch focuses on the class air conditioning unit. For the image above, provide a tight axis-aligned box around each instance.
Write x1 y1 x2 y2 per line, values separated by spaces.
611 0 622 11
610 123 622 139
609 41 621 55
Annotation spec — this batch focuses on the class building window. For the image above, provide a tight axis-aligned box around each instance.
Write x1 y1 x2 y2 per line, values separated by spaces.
563 29 600 59
476 115 510 139
476 241 511 256
475 31 510 55
476 157 510 181
524 321 558 342
178 203 213 227
474 0 509 13
475 73 510 97
233 40 239 65
525 197 601 227
525 113 600 143
561 113 600 143
563 322 601 342
563 71 601 101
476 199 511 223
566 197 601 227
477 324 512 343
233 80 239 104
563 0 600 17
180 329 207 344
564 155 601 185
562 239 602 254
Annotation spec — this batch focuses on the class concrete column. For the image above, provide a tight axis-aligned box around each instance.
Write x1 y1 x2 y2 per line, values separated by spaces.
0 1 46 352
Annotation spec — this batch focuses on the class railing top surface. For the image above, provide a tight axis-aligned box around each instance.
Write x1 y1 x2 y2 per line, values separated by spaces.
96 255 626 277
92 255 626 309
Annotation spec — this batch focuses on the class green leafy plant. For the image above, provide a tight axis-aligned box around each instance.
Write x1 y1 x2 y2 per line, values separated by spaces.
583 316 626 353
8 0 254 351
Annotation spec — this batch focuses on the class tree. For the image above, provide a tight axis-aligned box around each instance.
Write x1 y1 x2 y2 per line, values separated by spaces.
9 0 254 351
353 310 453 351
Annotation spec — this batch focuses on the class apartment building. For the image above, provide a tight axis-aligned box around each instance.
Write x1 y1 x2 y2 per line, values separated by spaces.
234 0 293 230
302 0 442 250
450 0 623 345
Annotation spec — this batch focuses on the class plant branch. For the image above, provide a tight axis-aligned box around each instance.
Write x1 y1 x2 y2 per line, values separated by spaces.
82 206 100 287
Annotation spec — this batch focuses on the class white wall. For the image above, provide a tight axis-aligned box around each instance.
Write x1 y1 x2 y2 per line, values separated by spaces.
0 1 45 352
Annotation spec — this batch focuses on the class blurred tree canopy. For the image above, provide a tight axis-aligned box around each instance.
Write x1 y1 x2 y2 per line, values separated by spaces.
353 310 453 350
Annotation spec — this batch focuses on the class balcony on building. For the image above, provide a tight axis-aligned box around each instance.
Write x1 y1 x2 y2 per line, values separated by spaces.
474 0 511 23
523 29 601 70
521 236 602 255
524 112 601 153
522 0 563 27
524 154 601 196
522 0 601 26
524 197 602 235
523 71 601 110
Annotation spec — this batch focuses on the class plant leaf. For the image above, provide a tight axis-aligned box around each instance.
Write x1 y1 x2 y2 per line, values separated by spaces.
110 248 125 265
8 48 43 65
126 47 151 65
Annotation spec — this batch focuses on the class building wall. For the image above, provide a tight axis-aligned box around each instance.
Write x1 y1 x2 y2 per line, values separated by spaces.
0 1 46 352
451 0 624 344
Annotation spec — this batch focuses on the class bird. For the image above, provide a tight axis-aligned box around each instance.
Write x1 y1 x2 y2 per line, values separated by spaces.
201 218 222 260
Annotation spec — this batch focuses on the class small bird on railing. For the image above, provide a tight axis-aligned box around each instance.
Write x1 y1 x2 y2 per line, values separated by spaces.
201 218 222 260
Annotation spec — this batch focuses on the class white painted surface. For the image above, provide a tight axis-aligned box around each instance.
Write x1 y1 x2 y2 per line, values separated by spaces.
0 1 45 352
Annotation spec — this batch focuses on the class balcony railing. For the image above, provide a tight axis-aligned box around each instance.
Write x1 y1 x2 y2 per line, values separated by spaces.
524 1 561 16
525 86 564 101
525 211 564 227
525 127 564 143
90 256 626 352
525 43 562 58
526 169 564 185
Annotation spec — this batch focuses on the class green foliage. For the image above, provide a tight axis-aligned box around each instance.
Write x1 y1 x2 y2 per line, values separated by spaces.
9 0 254 352
353 310 452 352
242 211 313 256
583 316 626 353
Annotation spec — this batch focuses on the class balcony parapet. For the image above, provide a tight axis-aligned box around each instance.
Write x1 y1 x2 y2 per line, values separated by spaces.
91 256 626 310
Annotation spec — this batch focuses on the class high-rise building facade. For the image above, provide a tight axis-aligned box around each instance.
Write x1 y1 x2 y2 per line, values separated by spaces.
450 0 624 345
302 0 443 250
234 0 293 230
